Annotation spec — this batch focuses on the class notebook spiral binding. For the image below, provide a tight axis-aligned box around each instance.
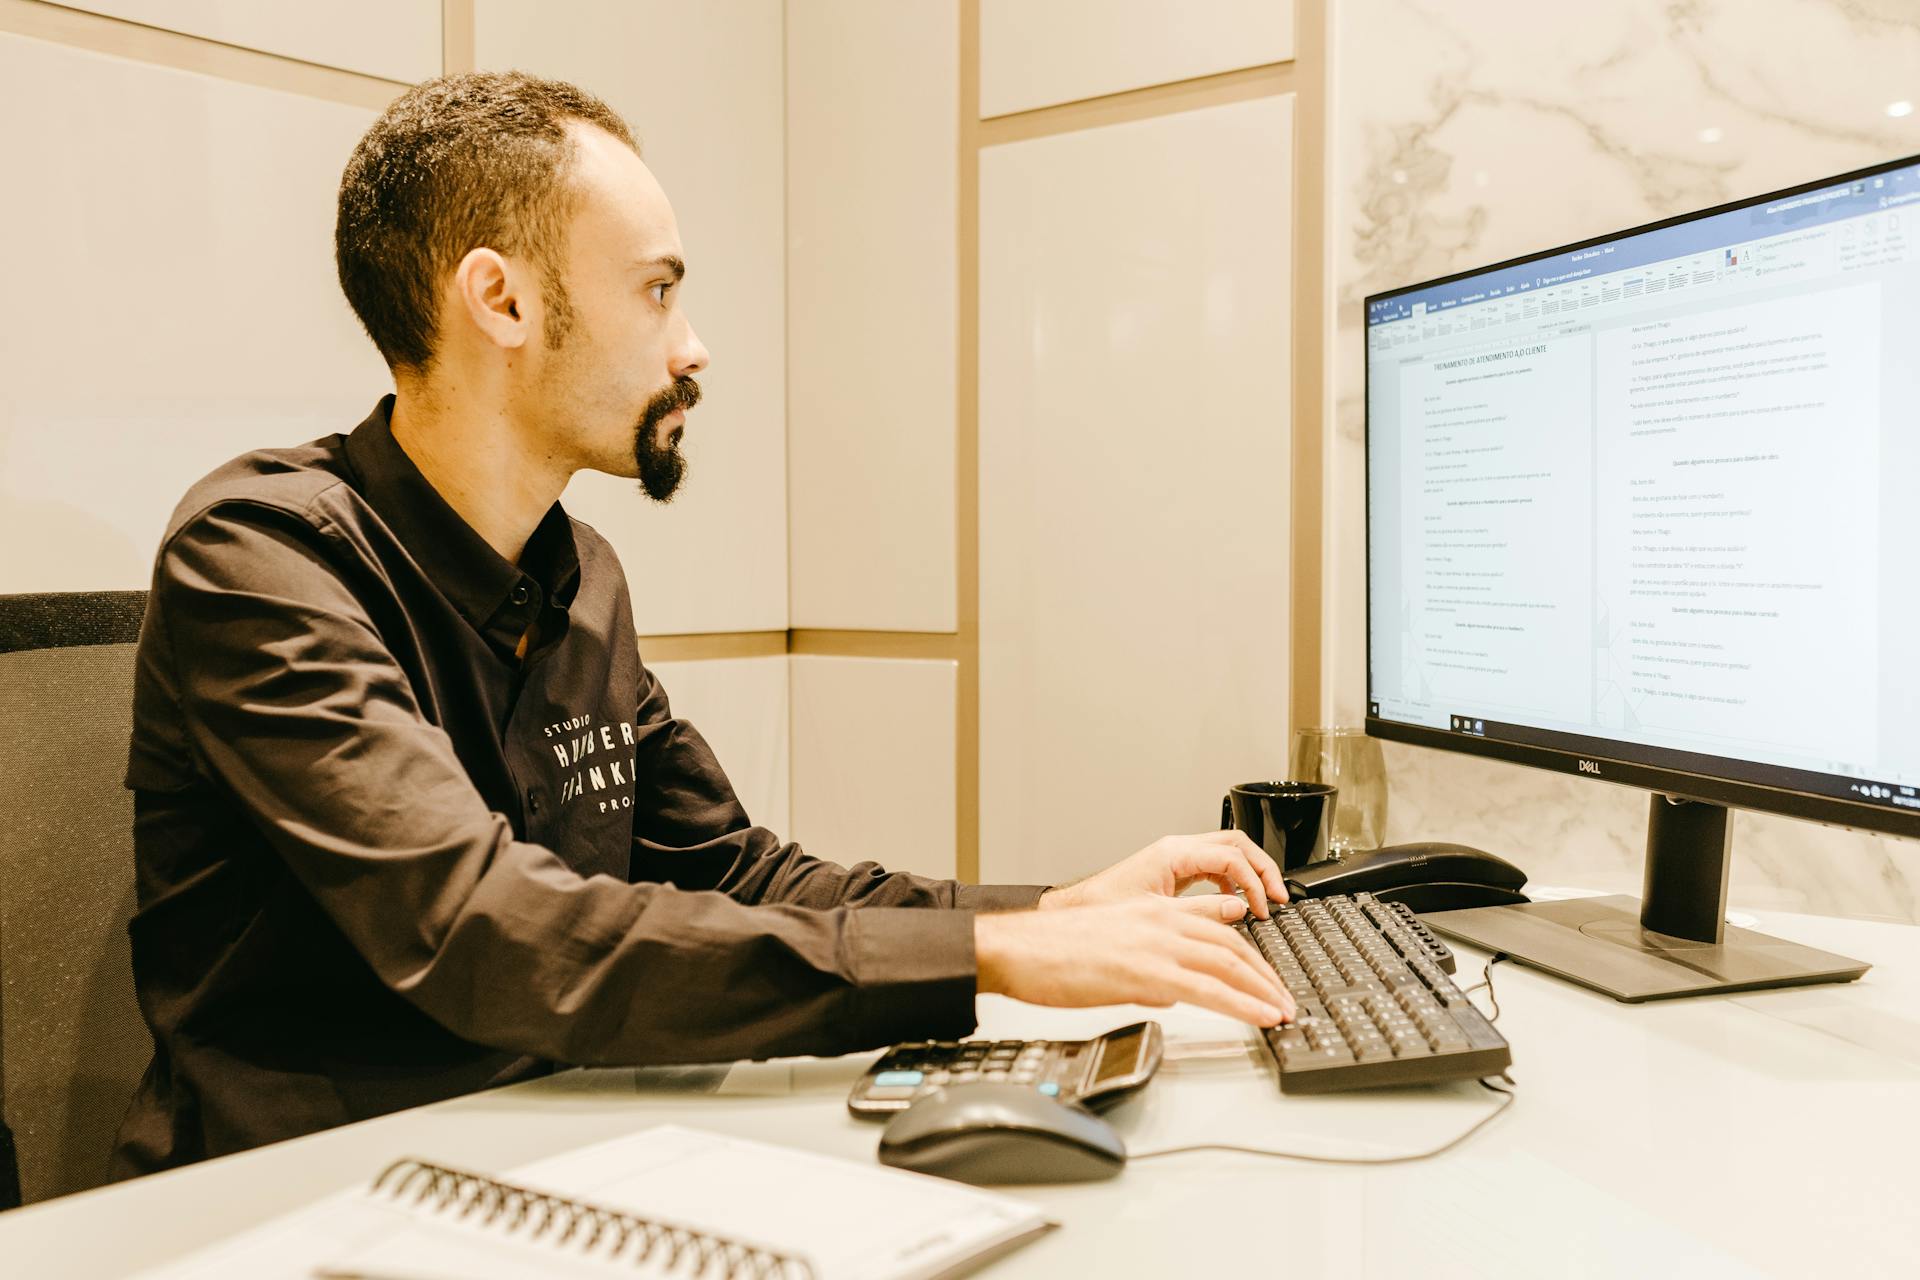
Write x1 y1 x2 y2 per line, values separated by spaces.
371 1157 818 1279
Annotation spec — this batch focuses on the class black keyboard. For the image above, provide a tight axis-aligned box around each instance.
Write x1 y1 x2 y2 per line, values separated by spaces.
1240 893 1511 1093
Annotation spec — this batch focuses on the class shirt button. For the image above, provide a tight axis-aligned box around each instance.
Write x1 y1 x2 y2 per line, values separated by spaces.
511 584 531 605
527 792 542 815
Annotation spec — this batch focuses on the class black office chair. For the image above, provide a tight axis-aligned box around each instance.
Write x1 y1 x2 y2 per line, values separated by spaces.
0 591 152 1207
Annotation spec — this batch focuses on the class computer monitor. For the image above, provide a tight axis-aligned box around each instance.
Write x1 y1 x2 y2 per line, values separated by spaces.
1364 153 1920 1001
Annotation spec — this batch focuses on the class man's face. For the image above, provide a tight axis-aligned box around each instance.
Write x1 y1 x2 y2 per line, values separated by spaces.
519 122 710 501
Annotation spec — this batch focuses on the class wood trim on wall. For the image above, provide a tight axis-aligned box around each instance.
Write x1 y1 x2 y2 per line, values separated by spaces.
978 60 1298 148
634 631 962 664
636 632 787 663
790 631 960 662
956 0 983 884
440 0 474 76
1290 1 1329 735
0 0 409 109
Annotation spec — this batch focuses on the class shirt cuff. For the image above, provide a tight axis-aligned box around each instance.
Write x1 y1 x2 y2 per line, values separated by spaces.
842 907 981 1045
953 882 1048 912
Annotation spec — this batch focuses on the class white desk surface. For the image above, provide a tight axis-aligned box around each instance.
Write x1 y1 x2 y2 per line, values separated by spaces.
6 906 1919 1279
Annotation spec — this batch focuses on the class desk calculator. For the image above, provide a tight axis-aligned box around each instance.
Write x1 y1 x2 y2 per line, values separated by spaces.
847 1020 1163 1117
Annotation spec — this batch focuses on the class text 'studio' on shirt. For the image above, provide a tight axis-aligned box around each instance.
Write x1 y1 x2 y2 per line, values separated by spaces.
112 397 1043 1177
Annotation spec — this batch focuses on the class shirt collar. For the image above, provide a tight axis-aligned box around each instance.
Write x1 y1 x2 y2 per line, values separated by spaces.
345 396 582 649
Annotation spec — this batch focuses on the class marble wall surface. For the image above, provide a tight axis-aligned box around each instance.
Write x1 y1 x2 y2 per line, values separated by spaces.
1328 0 1920 922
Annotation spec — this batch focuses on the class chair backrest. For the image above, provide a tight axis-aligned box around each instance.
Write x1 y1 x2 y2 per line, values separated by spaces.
0 591 152 1206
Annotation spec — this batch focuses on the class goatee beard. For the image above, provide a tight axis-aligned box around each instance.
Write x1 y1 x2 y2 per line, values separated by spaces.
634 376 701 502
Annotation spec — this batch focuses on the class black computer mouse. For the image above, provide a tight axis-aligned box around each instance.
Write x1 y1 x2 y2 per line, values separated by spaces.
877 1082 1126 1184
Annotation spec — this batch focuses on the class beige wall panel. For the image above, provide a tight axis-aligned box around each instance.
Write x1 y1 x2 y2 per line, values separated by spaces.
979 0 1294 118
978 97 1295 888
790 656 957 879
645 656 791 838
476 0 788 635
0 34 389 593
65 0 440 83
786 0 958 633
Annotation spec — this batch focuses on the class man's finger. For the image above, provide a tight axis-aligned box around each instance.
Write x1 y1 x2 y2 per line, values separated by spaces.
1173 839 1274 920
1214 829 1289 905
1174 934 1292 1021
1198 828 1288 899
1167 914 1291 1012
1227 929 1294 1016
1224 923 1294 1016
1171 893 1248 923
1159 967 1286 1028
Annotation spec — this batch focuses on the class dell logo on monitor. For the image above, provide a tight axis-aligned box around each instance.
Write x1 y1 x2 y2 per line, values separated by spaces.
1578 759 1602 775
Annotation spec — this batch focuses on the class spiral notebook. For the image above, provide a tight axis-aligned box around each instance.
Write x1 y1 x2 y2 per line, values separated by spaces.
132 1126 1053 1280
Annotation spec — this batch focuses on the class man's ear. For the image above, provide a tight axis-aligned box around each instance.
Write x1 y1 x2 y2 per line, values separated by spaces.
451 247 530 353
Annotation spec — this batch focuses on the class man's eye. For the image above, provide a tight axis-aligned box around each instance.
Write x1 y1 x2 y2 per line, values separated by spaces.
650 282 672 305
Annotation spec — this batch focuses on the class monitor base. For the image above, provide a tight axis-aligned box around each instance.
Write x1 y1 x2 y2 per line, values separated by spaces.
1423 895 1870 1003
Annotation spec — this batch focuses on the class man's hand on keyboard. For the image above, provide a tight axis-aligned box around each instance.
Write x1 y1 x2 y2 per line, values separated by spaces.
974 899 1296 1027
1035 830 1288 922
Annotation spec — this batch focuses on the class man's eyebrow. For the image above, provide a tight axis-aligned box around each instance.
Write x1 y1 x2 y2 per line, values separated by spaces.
637 255 686 282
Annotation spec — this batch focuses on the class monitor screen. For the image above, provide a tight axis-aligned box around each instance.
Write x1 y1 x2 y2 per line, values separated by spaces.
1365 155 1920 835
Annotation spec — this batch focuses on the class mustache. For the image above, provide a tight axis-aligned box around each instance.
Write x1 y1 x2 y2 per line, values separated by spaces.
644 376 702 425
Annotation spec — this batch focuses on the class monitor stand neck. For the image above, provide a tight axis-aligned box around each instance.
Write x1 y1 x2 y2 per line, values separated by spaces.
1420 793 1871 1002
1642 794 1732 942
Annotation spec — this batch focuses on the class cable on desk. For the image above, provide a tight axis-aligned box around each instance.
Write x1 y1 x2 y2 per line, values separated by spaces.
1461 953 1508 1023
1130 1076 1516 1167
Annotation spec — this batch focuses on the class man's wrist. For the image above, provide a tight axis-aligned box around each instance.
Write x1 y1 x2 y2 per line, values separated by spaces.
974 912 1010 993
1036 883 1075 910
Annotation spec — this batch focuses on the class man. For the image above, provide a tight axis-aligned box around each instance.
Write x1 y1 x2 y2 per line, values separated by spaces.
112 71 1293 1178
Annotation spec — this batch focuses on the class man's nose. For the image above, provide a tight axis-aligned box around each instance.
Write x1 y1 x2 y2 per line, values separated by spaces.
673 316 710 379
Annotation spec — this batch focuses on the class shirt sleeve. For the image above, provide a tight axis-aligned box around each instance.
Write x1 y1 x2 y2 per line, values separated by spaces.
150 500 1031 1067
627 661 1047 915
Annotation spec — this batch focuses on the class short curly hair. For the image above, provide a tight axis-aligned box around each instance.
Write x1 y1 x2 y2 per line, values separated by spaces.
334 70 638 373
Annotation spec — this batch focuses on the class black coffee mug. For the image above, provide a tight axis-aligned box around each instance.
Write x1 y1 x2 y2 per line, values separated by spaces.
1221 781 1337 873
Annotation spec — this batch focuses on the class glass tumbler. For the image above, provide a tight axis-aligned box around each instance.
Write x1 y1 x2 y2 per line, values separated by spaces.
1288 727 1388 855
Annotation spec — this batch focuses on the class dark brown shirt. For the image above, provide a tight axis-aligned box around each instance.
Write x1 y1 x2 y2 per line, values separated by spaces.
112 398 1041 1177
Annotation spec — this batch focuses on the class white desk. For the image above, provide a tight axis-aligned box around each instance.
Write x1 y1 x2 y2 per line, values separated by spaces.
6 907 1919 1278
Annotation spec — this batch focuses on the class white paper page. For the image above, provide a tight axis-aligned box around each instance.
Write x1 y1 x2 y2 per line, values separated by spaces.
496 1126 1045 1280
129 1191 425 1280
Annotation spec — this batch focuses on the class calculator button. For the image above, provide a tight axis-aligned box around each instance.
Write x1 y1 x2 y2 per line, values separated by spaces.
873 1070 923 1087
925 1070 950 1085
1037 1082 1061 1097
865 1086 918 1101
951 1069 980 1083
